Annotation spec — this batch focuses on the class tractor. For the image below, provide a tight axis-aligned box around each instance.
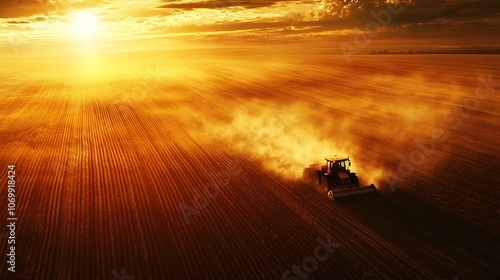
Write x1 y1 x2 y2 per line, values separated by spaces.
303 155 376 201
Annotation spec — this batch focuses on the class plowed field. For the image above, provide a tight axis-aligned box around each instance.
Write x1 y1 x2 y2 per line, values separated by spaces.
0 49 498 279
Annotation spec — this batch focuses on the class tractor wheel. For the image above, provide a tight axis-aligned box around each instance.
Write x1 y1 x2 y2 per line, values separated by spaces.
349 174 360 186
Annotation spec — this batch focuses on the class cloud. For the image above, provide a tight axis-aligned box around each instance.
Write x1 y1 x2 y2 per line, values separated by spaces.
308 0 500 22
155 0 500 31
1 0 498 47
0 0 103 18
286 0 500 39
157 0 283 10
390 0 500 25
6 20 31 24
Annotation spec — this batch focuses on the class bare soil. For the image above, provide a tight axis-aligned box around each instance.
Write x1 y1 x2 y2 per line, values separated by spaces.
0 50 498 279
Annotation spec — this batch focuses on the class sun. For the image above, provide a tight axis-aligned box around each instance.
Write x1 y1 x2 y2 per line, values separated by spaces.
70 10 100 41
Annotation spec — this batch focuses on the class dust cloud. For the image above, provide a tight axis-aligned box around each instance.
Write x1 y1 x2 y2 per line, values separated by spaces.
199 67 471 188
35 49 481 190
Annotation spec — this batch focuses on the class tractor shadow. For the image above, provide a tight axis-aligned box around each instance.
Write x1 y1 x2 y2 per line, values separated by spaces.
337 189 499 278
285 177 498 278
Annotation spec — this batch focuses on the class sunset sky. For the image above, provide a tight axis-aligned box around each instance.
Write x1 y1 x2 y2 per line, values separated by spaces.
1 0 499 55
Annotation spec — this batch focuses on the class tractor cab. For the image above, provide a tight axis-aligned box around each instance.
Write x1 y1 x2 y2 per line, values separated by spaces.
320 155 354 187
322 155 351 175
